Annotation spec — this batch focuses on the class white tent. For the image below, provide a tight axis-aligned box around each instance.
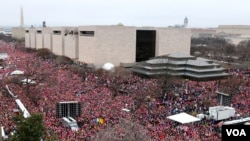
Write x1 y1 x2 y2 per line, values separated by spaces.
21 78 36 84
122 108 130 112
167 112 201 124
10 70 24 75
0 52 8 60
196 113 206 119
102 63 115 71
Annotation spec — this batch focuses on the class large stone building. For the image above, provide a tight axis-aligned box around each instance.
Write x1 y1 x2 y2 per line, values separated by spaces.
12 27 25 40
215 25 250 45
217 25 250 35
191 28 216 38
191 25 250 45
24 25 191 68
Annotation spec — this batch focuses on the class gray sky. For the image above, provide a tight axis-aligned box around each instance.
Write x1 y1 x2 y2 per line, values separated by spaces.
1 0 250 28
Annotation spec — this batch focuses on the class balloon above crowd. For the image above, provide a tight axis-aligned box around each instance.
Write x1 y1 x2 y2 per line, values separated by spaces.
102 62 115 71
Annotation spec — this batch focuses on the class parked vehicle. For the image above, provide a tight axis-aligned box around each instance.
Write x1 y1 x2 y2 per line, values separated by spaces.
61 117 79 131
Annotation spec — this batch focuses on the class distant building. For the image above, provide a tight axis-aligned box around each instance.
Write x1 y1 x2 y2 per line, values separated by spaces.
216 25 250 44
0 27 12 36
217 25 250 35
24 25 191 68
168 17 189 28
12 27 25 39
190 25 250 45
12 6 25 40
184 17 188 28
191 28 216 38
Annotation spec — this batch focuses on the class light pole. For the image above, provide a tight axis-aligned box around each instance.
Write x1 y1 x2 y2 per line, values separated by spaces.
146 96 151 120
0 116 2 141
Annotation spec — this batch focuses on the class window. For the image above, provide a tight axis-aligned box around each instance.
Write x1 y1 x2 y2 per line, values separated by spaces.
80 31 94 36
73 31 78 35
25 30 29 33
53 30 61 35
37 30 42 34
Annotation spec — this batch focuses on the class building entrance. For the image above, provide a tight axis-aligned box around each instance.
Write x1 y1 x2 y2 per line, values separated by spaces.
136 30 156 62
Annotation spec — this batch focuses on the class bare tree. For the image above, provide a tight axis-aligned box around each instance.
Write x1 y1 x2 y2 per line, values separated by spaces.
53 55 73 66
237 40 250 62
36 48 56 60
91 118 151 141
217 76 244 96
107 67 133 98
16 56 53 105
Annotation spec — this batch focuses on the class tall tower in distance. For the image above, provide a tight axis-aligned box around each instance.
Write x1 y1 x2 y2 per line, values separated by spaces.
20 5 24 27
184 17 188 28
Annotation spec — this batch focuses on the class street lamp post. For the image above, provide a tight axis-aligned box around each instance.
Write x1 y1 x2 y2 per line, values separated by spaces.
146 96 151 120
0 116 2 141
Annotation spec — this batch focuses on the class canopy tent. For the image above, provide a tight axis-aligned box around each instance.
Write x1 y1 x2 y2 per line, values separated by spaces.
10 70 24 75
122 108 130 112
196 113 207 119
167 112 201 124
0 52 9 60
21 78 36 84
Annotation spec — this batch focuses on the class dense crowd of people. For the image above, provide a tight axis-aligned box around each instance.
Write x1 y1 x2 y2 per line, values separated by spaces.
0 40 250 141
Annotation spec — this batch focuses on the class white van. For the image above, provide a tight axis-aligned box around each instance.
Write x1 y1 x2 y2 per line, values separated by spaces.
61 117 79 131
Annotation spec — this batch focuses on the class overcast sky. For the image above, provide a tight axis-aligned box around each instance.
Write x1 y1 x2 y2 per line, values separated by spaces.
1 0 250 28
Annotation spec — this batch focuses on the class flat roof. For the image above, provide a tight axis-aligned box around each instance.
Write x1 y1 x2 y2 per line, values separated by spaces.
167 112 201 124
167 52 194 58
223 117 250 125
